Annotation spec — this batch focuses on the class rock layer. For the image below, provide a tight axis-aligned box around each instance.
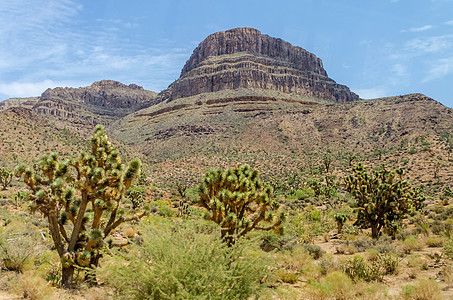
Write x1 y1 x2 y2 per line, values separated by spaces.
158 28 359 102
32 80 158 125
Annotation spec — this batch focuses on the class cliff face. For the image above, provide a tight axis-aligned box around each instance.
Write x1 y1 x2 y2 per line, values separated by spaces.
158 27 359 102
33 80 158 125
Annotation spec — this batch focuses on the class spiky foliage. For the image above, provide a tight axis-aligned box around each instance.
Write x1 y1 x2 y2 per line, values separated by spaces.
334 213 347 234
15 125 144 288
0 167 13 190
198 165 284 245
344 163 424 239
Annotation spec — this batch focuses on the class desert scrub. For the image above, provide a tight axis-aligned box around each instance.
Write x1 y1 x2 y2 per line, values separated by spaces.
342 255 386 282
101 218 272 300
307 271 353 300
0 221 44 272
400 279 442 300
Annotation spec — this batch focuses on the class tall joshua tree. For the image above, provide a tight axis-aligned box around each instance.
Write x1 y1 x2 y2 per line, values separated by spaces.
344 163 424 239
198 165 284 246
16 125 144 288
0 167 13 190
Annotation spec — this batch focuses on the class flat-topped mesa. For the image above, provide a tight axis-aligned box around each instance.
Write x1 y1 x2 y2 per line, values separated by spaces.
158 27 359 102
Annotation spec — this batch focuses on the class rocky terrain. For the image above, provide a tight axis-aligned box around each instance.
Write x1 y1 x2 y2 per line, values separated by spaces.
0 97 39 110
157 27 359 103
1 80 158 126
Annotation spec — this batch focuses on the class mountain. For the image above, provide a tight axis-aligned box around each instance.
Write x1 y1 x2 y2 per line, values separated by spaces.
1 80 158 126
157 27 359 103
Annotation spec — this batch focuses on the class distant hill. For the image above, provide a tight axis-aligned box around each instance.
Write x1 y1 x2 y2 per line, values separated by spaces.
1 80 158 126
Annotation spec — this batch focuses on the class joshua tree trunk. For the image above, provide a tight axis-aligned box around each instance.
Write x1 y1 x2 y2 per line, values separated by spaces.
62 265 75 289
371 226 379 240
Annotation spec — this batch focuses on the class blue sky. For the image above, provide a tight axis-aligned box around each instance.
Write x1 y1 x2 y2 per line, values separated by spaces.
1 0 452 107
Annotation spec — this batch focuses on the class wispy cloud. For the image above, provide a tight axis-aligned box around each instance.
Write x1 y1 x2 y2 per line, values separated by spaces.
401 25 434 33
422 57 453 82
445 20 453 25
0 0 190 99
405 35 453 52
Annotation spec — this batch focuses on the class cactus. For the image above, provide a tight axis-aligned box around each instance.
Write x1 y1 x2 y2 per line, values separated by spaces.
0 167 13 190
344 163 424 239
15 125 144 288
198 165 284 245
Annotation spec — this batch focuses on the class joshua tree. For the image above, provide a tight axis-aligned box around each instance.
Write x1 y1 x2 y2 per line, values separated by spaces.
344 163 424 239
198 165 284 245
334 213 347 234
0 167 13 190
16 125 145 288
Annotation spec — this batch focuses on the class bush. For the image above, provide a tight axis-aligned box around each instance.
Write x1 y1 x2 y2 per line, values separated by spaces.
403 236 423 254
0 221 43 272
400 279 442 300
101 219 272 299
308 271 353 299
443 238 453 259
342 255 385 282
302 243 324 260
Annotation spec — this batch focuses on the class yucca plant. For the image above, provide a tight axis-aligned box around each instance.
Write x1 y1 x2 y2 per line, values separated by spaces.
16 125 145 288
198 165 284 245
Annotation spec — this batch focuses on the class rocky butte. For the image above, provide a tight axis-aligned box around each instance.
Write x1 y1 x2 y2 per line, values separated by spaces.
157 27 359 102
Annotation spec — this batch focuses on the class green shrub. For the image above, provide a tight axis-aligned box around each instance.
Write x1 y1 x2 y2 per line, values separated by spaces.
342 255 384 282
0 221 43 272
308 271 353 299
400 279 442 300
443 238 453 259
302 243 324 260
102 219 272 299
403 236 423 254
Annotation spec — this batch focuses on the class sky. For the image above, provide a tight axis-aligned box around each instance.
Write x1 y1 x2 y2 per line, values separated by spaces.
0 0 452 107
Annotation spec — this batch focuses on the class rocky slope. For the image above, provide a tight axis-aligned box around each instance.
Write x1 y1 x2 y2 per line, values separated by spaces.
112 91 453 187
0 97 39 111
157 28 359 102
33 80 158 125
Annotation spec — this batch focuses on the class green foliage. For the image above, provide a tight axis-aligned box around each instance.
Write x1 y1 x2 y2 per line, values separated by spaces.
443 238 453 259
0 221 43 272
15 125 144 288
126 186 145 209
102 219 271 300
342 254 384 282
344 163 425 239
198 165 284 245
0 167 13 190
334 213 347 233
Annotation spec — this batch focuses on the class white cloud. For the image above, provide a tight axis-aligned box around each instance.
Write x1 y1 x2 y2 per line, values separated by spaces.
352 87 388 99
0 80 86 98
401 25 434 33
445 20 453 25
405 35 453 52
422 57 453 82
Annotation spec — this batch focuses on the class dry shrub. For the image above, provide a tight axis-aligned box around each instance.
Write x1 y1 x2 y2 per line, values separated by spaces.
425 236 444 247
402 236 423 254
11 271 54 300
400 279 442 300
0 221 44 272
307 271 353 300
